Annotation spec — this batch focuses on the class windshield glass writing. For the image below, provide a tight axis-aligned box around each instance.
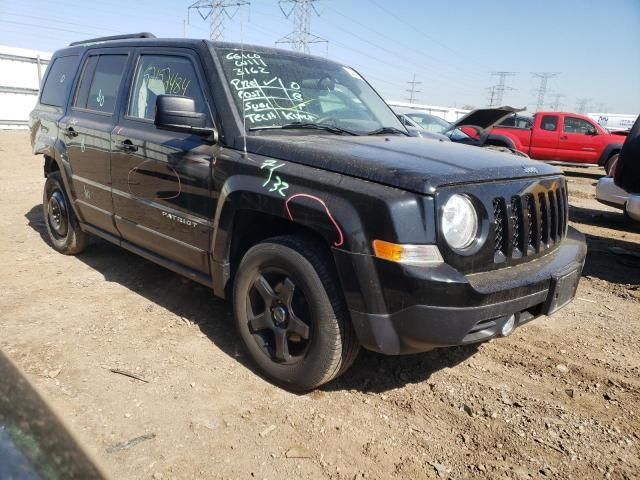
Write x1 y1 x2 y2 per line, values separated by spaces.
217 49 403 134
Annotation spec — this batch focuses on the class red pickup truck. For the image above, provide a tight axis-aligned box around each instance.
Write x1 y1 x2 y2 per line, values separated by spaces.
487 112 624 173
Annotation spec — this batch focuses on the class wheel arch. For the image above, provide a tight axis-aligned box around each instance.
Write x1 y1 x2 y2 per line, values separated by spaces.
210 182 354 300
484 133 518 150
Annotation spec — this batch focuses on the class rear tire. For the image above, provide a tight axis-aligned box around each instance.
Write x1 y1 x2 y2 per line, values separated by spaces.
43 171 89 255
604 153 619 176
233 235 360 391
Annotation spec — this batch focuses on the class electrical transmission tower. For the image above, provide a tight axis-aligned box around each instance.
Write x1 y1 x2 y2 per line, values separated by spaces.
532 72 559 112
188 1 250 41
276 0 327 54
489 72 517 106
406 74 421 104
486 86 499 107
549 93 565 111
576 98 591 114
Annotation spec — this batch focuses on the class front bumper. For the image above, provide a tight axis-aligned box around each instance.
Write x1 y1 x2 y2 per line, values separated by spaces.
347 227 587 355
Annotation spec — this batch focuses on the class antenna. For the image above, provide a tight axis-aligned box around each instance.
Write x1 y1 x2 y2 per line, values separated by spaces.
531 72 560 112
276 0 327 54
188 1 250 41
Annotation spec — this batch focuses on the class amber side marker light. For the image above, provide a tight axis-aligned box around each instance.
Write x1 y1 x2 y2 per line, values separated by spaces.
372 240 443 265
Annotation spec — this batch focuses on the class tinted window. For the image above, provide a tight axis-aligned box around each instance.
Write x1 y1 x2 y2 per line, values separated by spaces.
564 116 596 134
40 55 79 107
540 115 558 131
129 55 207 120
75 55 127 114
73 56 98 109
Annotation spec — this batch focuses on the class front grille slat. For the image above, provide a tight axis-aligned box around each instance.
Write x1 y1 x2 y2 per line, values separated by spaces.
492 181 567 263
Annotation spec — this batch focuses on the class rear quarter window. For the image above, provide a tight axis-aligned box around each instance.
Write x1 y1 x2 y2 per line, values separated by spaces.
40 55 80 107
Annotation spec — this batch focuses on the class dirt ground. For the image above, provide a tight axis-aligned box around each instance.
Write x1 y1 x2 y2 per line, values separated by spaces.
1 130 639 480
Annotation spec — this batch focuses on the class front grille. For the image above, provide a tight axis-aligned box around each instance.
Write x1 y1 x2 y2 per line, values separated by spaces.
493 182 568 262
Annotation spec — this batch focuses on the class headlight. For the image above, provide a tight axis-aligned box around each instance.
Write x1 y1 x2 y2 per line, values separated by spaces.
441 194 478 250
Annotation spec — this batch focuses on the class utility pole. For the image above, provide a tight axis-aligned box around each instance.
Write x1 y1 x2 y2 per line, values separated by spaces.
576 98 591 114
549 93 565 111
406 74 421 104
596 103 607 112
486 86 498 107
532 72 559 112
188 0 250 41
276 0 327 54
489 71 517 106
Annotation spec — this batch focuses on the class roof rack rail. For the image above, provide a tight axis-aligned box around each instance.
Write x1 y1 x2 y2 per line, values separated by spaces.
69 32 156 47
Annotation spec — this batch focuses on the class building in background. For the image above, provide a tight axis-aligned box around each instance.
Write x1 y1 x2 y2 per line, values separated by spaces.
0 46 51 129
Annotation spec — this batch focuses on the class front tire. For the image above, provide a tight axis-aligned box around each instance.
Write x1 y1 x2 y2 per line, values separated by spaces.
233 236 360 391
43 172 89 255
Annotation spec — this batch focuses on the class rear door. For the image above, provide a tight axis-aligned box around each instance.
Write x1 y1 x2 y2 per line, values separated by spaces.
529 114 559 159
110 48 217 274
557 115 600 163
59 49 130 235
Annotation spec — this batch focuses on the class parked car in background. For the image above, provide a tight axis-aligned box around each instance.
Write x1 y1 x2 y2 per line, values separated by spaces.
596 114 640 222
488 112 624 173
397 106 528 156
396 113 450 141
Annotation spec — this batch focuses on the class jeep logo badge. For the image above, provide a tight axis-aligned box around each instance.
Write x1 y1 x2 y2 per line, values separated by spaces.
523 166 538 174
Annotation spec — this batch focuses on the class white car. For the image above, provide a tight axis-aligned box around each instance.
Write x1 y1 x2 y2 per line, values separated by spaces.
595 177 640 222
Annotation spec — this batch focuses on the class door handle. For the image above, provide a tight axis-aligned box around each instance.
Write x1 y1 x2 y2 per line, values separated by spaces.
560 135 568 140
115 140 138 153
64 127 79 138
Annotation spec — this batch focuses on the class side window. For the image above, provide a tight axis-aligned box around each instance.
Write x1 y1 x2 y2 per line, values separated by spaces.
540 115 558 131
87 55 127 114
73 56 98 109
40 55 79 107
128 55 207 121
563 117 595 134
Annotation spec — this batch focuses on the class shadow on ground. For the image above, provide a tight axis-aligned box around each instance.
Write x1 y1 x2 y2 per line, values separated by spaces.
25 204 478 393
570 204 640 234
563 168 605 181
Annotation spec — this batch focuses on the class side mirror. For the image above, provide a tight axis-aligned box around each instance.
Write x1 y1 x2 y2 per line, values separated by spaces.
586 128 598 136
154 95 217 141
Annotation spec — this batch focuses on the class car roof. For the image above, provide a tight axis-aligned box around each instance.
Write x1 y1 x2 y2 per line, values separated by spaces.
53 35 343 67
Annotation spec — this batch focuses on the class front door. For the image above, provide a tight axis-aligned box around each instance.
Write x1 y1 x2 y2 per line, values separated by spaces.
60 51 130 235
557 116 600 163
111 49 217 274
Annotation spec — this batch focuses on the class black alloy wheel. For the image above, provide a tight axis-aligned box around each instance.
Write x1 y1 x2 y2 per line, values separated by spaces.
246 269 312 364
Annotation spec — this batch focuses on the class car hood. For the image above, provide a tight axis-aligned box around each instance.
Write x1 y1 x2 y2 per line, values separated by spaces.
242 134 560 194
450 106 525 132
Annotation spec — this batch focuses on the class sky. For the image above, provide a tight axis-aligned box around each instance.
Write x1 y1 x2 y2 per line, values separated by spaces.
1 0 638 114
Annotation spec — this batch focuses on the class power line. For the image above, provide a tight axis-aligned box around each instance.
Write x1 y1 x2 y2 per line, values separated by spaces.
406 74 422 103
490 72 517 106
276 0 327 54
532 72 560 112
188 1 250 41
368 0 488 70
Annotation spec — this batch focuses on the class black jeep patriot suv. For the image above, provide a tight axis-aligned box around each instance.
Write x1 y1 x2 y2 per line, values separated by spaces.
30 33 587 390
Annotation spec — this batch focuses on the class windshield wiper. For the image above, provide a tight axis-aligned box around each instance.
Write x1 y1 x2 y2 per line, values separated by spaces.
367 126 410 136
249 122 358 136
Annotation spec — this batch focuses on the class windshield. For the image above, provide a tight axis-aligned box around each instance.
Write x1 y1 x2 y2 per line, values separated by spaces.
217 48 405 135
405 113 451 134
